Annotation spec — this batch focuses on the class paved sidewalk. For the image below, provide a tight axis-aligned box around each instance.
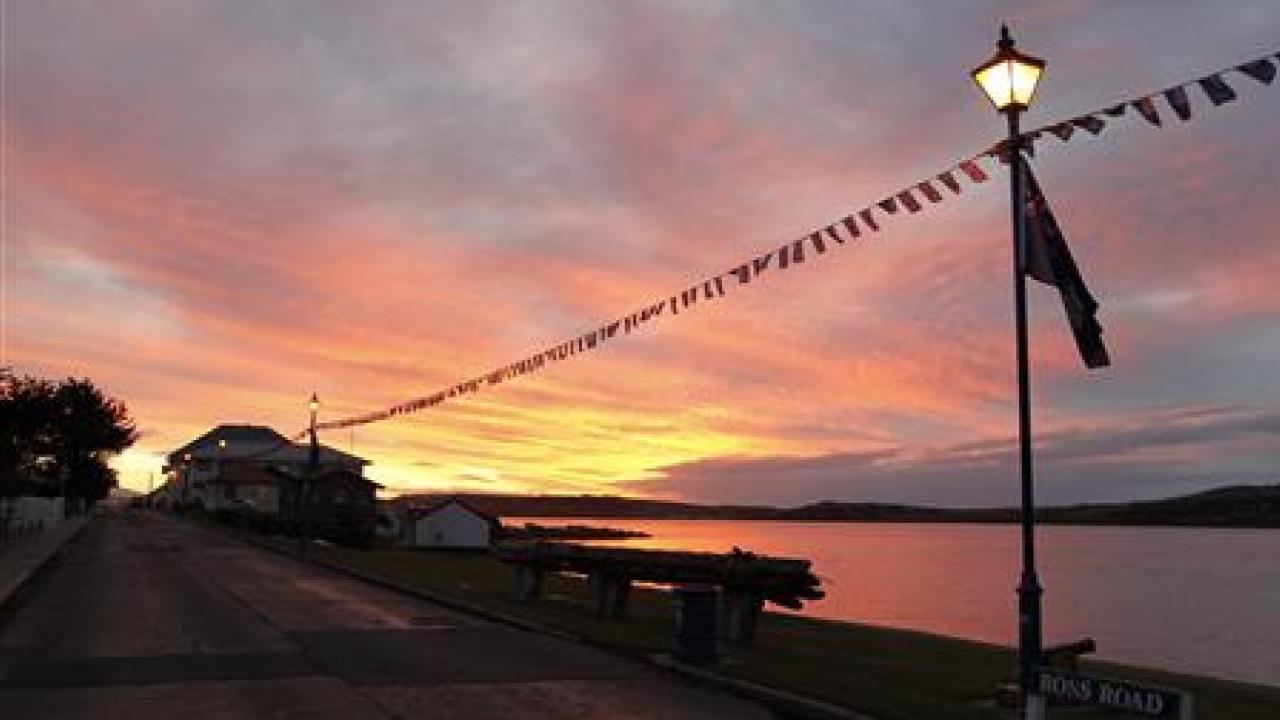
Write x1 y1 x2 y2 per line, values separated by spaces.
0 516 90 613
0 511 776 719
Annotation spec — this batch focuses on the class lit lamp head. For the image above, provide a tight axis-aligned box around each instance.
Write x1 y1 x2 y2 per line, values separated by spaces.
971 25 1045 112
309 393 320 414
218 438 227 450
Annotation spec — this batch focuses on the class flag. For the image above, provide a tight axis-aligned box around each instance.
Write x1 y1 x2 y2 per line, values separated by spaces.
958 159 988 183
897 190 923 213
1198 74 1236 106
916 181 943 204
826 225 845 245
1071 115 1105 135
731 263 751 283
1022 158 1110 369
1048 122 1074 141
810 230 827 254
1164 86 1191 121
936 171 961 194
1237 58 1275 85
842 216 861 238
752 251 773 275
1133 96 1161 126
877 197 898 214
858 208 879 231
791 238 806 264
1102 103 1126 117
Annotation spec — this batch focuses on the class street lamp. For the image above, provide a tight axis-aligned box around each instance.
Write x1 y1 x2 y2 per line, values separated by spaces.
308 393 320 473
299 393 321 555
217 438 228 502
972 24 1047 720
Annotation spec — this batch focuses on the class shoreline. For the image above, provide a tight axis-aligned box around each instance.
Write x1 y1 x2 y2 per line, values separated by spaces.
502 514 1280 530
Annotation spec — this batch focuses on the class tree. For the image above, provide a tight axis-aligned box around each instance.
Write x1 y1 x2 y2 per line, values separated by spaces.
0 370 138 512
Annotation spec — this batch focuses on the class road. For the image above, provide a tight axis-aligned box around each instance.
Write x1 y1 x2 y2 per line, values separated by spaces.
0 510 775 719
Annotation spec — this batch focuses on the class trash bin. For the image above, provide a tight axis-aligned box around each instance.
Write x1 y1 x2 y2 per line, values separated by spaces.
673 584 719 663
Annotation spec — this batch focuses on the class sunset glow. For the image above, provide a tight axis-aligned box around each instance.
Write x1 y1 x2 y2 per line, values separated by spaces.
6 1 1278 506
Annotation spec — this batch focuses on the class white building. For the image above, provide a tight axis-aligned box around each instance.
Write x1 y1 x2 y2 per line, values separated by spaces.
403 498 499 549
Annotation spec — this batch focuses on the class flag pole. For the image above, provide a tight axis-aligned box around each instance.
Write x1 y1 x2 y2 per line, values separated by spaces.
1008 89 1046 720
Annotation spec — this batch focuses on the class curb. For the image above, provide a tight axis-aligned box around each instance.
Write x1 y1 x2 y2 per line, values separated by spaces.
0 515 91 620
649 654 876 720
199 517 875 720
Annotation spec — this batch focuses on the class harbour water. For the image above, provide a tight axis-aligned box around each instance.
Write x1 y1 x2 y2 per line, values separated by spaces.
514 518 1280 687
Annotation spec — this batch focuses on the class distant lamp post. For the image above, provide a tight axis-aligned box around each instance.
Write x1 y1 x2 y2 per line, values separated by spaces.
217 438 228 501
308 393 320 472
972 24 1047 720
299 392 321 555
182 452 194 507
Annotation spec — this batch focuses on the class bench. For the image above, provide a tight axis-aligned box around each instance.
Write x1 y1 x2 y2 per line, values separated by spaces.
494 541 824 645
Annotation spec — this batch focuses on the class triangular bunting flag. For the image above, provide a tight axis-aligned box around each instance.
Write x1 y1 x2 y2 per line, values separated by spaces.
1102 103 1126 117
1048 122 1074 141
897 190 922 213
731 263 751 284
778 243 791 269
1133 96 1162 126
858 208 879 231
936 171 961 194
1071 115 1105 135
877 197 898 214
810 231 827 254
1237 58 1276 85
916 181 943 203
752 252 773 276
841 216 861 238
1164 86 1191 121
791 238 806 264
1198 74 1236 105
958 160 988 183
826 225 844 245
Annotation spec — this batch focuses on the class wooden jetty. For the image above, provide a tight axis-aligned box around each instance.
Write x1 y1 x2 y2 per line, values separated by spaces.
493 541 824 644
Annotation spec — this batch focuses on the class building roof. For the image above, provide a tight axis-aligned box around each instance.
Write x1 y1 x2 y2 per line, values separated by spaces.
166 424 367 468
407 497 500 525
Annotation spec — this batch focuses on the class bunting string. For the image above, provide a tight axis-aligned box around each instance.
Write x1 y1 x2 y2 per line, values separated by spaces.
308 48 1277 434
996 50 1279 159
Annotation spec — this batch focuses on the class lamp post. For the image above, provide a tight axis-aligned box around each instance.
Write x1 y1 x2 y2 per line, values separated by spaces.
971 24 1047 720
308 393 320 473
182 452 193 508
299 393 320 555
217 438 227 501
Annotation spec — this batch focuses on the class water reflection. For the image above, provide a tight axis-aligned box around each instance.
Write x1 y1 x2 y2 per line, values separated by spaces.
513 518 1280 687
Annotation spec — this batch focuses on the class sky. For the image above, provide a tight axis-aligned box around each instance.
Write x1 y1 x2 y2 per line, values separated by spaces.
4 0 1278 507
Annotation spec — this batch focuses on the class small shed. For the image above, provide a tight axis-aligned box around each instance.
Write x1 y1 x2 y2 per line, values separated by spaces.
405 498 499 549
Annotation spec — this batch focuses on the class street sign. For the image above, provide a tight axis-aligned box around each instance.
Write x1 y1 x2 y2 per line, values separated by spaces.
1037 668 1192 719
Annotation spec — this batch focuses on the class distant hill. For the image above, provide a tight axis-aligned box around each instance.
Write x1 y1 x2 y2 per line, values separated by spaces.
390 483 1280 528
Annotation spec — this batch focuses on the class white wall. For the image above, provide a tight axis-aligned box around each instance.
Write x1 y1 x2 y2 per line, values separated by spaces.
410 502 492 549
1 496 65 529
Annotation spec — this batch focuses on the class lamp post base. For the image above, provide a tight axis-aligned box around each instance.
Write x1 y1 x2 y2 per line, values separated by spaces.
1024 692 1046 720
